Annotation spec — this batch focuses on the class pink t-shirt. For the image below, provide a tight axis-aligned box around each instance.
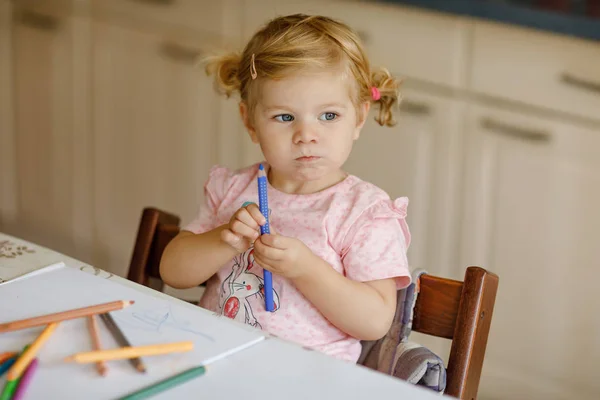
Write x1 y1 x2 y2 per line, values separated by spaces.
183 163 411 362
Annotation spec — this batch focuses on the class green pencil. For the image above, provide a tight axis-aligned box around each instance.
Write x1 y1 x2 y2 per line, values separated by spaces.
0 345 30 400
118 365 206 400
0 379 19 400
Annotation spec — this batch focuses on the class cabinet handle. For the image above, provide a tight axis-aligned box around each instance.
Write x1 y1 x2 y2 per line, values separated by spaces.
480 117 551 143
159 42 203 64
129 0 175 5
17 10 59 31
560 72 600 95
400 100 431 116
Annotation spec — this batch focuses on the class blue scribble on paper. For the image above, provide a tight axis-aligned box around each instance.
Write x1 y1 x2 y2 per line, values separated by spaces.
114 305 215 342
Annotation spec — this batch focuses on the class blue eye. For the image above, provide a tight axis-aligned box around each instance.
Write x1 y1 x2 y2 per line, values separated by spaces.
319 112 338 121
274 114 294 122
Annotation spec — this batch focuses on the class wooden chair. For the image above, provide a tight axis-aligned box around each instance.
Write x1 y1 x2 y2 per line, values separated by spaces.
126 207 499 399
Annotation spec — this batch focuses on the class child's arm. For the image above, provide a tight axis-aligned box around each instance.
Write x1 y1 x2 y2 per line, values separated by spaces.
293 259 397 341
253 234 398 341
160 203 267 289
159 225 238 289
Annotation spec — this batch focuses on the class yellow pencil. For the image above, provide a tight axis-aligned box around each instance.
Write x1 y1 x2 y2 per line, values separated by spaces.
87 316 107 376
63 341 194 364
7 323 59 380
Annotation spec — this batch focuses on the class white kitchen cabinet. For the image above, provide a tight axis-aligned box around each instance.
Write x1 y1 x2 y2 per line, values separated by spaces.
90 20 221 276
470 20 600 122
460 103 600 400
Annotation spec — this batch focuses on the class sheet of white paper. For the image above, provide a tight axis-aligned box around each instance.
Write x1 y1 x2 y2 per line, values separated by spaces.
0 233 66 283
0 261 65 287
0 265 265 399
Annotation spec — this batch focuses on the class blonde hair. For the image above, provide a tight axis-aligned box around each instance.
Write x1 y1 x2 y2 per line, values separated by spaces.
204 14 401 127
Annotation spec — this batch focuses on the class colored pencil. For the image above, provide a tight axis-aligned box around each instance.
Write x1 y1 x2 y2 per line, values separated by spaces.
118 365 206 400
7 323 59 381
99 313 146 373
11 358 38 400
0 353 16 365
0 345 30 400
64 341 194 363
0 300 134 333
0 357 16 377
257 163 274 312
87 316 107 376
0 378 18 400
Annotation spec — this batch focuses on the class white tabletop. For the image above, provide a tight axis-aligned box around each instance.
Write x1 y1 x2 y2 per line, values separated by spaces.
0 232 444 399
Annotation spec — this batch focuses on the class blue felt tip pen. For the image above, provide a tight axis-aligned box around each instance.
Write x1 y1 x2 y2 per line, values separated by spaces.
257 164 274 312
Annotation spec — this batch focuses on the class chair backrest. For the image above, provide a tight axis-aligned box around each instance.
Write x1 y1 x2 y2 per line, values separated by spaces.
127 207 498 399
127 207 181 291
412 267 499 399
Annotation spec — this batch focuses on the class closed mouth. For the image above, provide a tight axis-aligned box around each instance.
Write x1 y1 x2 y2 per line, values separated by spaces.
296 156 320 161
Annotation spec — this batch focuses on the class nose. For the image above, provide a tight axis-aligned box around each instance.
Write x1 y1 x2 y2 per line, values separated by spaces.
292 123 318 144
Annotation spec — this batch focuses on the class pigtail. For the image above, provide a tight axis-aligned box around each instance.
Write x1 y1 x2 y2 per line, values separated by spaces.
370 67 402 127
204 52 243 98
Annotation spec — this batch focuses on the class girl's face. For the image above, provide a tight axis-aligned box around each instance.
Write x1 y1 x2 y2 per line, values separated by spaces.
241 70 369 194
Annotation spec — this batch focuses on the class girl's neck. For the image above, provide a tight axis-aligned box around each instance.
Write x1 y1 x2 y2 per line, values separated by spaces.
266 165 347 195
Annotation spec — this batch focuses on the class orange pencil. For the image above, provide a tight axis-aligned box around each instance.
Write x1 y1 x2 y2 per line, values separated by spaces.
0 300 134 333
87 316 107 376
64 341 194 363
0 352 16 364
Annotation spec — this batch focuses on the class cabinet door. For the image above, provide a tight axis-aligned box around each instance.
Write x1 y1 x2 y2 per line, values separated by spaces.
91 21 219 276
461 104 600 400
8 5 79 254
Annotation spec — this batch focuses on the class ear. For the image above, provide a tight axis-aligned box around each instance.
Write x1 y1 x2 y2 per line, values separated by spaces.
353 101 370 140
239 102 259 143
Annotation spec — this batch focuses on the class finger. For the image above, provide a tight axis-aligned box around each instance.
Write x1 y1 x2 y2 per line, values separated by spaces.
245 203 267 226
252 254 276 274
234 207 261 230
220 229 247 250
230 219 260 240
259 233 285 249
254 238 285 261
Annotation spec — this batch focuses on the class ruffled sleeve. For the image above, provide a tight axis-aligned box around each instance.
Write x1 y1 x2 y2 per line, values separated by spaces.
182 165 233 234
341 197 412 289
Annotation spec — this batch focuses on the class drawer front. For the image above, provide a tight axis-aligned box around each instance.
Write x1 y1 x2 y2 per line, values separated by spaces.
244 0 469 88
91 0 229 39
470 21 600 121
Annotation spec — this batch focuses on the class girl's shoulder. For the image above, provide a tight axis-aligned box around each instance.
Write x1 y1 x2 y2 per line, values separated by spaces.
340 174 409 217
204 163 260 202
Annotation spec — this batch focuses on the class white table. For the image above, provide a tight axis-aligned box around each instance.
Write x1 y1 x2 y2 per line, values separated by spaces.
0 232 444 399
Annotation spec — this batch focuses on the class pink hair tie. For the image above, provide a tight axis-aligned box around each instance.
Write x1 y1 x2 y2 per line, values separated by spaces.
371 86 381 101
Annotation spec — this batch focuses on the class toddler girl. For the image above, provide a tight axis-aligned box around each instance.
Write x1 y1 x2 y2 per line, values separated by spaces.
160 14 411 363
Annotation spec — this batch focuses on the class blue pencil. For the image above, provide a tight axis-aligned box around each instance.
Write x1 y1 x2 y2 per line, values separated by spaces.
257 164 274 312
0 357 16 377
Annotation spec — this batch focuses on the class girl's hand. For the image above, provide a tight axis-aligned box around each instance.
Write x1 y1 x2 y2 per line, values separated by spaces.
220 203 266 253
252 232 316 280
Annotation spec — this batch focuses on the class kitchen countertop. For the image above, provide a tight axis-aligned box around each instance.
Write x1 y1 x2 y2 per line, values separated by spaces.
380 0 600 42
